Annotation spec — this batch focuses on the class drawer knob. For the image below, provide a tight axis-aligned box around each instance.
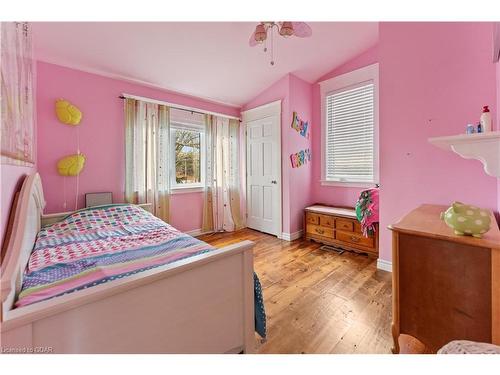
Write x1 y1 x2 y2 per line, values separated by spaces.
350 236 359 242
316 228 325 234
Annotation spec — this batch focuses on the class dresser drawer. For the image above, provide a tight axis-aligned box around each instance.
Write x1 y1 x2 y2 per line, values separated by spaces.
306 224 334 238
319 214 335 228
306 212 320 225
336 231 374 248
336 218 354 232
354 221 363 234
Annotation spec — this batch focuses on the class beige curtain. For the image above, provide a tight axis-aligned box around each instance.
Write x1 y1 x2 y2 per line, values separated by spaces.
227 118 243 230
124 98 170 222
202 114 215 232
202 115 242 232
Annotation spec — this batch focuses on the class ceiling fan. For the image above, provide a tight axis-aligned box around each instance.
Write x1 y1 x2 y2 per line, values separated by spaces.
249 22 312 66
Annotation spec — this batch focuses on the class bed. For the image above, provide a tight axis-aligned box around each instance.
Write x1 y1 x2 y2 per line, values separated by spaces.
0 173 257 353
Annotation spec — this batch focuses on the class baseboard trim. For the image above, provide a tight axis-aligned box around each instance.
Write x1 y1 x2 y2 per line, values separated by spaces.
377 258 392 272
184 229 213 237
281 230 304 241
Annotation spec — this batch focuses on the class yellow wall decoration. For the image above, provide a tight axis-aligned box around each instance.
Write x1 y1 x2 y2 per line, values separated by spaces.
55 98 82 125
57 153 86 176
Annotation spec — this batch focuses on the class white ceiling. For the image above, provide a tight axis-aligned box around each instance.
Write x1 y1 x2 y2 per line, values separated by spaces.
32 22 378 107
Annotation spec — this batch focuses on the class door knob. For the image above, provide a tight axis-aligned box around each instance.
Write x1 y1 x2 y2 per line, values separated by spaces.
271 180 277 184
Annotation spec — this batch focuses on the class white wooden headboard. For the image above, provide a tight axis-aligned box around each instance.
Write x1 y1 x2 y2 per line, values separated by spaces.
1 173 45 321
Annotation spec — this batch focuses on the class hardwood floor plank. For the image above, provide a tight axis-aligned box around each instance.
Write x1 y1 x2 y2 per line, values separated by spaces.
200 228 393 354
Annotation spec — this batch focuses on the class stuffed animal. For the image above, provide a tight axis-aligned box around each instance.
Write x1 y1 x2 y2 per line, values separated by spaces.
441 202 491 238
57 153 86 176
55 99 82 125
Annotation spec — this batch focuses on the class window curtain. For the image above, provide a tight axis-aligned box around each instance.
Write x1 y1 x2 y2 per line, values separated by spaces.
124 98 170 222
202 115 242 232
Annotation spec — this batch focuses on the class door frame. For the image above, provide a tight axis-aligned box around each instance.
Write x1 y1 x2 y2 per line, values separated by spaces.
241 100 282 238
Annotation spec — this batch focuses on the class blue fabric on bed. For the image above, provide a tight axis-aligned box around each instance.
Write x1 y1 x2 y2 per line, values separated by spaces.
254 272 267 339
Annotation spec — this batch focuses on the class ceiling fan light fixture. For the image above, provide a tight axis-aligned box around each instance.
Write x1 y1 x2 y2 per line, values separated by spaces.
249 21 311 66
279 22 294 37
254 24 267 43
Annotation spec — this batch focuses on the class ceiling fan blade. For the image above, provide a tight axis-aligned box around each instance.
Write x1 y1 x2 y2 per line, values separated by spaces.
292 22 312 38
249 31 259 47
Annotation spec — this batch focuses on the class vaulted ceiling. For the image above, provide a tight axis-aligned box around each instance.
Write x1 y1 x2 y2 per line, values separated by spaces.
32 22 378 107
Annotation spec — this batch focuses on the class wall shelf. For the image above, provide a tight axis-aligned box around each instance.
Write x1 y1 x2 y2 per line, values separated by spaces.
428 131 500 178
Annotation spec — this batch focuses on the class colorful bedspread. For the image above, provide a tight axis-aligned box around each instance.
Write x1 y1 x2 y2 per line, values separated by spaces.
16 204 267 338
16 204 216 308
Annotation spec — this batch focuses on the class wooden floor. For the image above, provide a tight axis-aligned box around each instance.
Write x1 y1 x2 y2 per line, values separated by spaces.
199 228 393 354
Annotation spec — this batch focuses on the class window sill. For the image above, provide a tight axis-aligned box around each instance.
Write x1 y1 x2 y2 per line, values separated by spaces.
320 180 378 188
170 186 205 195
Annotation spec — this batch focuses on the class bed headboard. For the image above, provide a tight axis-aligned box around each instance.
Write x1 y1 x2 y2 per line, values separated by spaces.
1 173 45 321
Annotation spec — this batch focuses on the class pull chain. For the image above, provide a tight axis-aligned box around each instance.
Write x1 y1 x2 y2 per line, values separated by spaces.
75 126 80 211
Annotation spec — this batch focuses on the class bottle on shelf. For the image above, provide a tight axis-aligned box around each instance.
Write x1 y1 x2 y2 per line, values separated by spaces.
479 105 491 132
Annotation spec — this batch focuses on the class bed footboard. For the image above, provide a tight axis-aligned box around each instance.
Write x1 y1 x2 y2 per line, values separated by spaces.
1 240 255 354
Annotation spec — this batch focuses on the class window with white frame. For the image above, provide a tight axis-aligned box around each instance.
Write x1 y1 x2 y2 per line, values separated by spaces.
320 64 378 186
170 108 205 189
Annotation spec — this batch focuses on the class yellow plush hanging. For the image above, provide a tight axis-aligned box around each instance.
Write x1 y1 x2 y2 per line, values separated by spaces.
55 98 84 210
55 99 82 125
57 153 86 176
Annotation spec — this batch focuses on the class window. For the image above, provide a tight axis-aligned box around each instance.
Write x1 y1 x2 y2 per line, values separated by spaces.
173 129 202 184
170 108 205 190
320 64 378 186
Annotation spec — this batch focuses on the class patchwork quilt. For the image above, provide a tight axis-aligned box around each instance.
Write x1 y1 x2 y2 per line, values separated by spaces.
16 203 267 338
16 204 214 308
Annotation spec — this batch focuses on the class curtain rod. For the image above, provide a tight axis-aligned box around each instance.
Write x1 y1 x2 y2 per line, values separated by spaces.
118 94 241 121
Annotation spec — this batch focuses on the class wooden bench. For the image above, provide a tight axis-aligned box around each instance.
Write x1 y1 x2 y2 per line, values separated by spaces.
304 204 379 257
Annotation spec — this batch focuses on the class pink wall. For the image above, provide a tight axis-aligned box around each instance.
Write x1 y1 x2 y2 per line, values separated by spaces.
243 75 290 113
377 22 498 261
317 45 378 83
311 45 379 208
242 74 313 235
36 61 239 232
288 75 314 233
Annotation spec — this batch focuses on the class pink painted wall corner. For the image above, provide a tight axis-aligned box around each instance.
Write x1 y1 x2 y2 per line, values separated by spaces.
36 61 240 232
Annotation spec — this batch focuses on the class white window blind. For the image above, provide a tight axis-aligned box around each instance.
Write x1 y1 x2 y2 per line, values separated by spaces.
325 82 375 183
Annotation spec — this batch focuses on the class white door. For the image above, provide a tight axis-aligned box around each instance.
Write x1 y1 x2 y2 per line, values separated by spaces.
245 111 281 237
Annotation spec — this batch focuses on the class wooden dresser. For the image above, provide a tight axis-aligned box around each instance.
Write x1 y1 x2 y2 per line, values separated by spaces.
304 205 378 257
389 204 500 353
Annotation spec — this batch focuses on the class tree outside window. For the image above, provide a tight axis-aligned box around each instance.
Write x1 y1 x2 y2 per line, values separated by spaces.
174 129 201 185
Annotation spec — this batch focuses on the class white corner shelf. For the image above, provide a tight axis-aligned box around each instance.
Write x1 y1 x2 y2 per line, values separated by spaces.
428 131 500 178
